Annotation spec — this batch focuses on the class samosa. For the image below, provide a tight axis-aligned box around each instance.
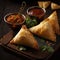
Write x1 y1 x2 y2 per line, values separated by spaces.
51 3 60 10
10 25 39 49
29 20 56 42
43 1 51 8
38 1 51 8
48 11 60 34
38 1 43 8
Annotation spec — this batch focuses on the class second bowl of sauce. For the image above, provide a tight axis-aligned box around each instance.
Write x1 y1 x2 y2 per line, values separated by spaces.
4 13 26 29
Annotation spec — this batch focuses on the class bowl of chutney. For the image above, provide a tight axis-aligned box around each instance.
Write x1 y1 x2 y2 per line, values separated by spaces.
27 6 46 23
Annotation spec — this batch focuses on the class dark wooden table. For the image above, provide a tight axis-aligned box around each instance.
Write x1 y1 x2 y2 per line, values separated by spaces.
0 0 60 60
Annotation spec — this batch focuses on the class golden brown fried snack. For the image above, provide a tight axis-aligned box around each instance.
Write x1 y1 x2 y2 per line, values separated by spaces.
43 1 51 8
38 1 43 8
10 25 39 49
38 1 51 8
51 3 60 10
48 11 60 35
29 19 56 42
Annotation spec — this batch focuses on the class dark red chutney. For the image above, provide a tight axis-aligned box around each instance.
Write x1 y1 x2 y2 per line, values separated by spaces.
28 8 45 19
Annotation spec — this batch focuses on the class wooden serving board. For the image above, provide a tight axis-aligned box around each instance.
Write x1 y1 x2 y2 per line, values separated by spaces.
0 0 60 60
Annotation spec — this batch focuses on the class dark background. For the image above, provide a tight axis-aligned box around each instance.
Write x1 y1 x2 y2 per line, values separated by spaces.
0 0 60 60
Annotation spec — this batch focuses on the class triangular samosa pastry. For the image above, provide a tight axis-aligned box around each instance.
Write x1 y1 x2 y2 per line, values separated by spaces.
38 1 43 8
38 1 51 8
43 1 51 8
51 3 60 10
48 11 60 34
10 25 39 49
29 20 56 42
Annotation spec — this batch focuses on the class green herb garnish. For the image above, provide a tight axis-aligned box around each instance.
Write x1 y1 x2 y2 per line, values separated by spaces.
41 45 47 52
25 16 37 28
19 46 26 51
40 45 54 53
40 39 45 43
47 46 54 53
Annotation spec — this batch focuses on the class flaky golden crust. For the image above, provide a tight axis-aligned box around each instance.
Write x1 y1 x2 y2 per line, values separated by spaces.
38 1 43 8
43 1 51 8
38 1 51 8
48 11 60 35
29 20 56 42
51 3 60 10
10 25 39 49
29 11 60 42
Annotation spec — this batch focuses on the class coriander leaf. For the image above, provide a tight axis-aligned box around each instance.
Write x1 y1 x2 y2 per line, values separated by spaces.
40 39 45 43
47 46 54 53
19 46 26 51
40 45 47 52
25 16 37 28
40 45 54 53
